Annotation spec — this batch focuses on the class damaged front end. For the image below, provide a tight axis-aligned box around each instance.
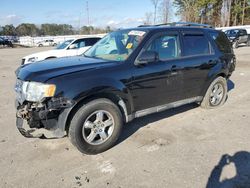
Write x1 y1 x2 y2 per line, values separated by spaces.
16 97 74 139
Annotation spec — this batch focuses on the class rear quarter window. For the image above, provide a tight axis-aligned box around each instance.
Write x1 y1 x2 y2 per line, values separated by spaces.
182 34 211 56
209 31 232 54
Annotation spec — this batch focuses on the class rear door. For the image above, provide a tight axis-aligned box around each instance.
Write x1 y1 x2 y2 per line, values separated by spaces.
179 29 217 99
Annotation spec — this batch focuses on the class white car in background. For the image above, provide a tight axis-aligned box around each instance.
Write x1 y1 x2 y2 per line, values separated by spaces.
37 39 57 47
22 37 101 65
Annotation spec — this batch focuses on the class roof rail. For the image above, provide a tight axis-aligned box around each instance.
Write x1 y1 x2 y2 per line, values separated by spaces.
138 22 213 28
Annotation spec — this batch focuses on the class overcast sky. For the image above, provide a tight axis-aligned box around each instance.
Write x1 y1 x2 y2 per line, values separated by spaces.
0 0 177 28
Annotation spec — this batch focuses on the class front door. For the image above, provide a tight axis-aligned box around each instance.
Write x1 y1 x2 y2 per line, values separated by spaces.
66 39 87 56
130 31 184 112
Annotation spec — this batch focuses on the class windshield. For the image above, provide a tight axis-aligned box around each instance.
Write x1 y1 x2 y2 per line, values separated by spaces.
84 29 147 61
56 39 74 49
225 30 239 37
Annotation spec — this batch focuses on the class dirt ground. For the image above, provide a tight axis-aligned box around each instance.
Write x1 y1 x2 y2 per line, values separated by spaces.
0 46 249 188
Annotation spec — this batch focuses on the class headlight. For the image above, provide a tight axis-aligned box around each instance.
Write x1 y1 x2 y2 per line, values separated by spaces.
27 57 38 63
22 81 56 102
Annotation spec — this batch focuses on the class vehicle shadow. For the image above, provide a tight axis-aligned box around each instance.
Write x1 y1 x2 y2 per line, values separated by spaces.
117 103 199 145
227 79 235 92
117 79 235 145
206 151 250 188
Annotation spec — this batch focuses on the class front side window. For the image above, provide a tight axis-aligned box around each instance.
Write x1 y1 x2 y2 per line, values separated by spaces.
145 34 179 60
85 29 148 61
78 40 86 48
183 34 210 56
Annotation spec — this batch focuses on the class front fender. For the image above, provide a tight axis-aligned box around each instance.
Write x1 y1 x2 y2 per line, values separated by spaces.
48 74 134 132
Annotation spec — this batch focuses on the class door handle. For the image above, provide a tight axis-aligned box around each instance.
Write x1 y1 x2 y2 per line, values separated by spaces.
170 65 178 76
208 60 216 66
171 65 178 71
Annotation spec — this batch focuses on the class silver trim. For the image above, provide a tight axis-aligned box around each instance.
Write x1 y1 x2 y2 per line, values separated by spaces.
127 96 202 121
118 99 129 122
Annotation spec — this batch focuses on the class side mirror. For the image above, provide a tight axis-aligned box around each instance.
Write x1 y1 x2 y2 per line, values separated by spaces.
68 44 77 49
137 51 159 65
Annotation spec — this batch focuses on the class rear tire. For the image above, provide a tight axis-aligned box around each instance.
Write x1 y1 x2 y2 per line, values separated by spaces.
69 99 123 154
247 40 250 46
201 76 228 109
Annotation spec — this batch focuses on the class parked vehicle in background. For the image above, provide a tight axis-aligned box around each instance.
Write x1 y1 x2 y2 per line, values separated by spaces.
224 29 250 48
0 37 13 47
15 22 235 154
37 39 57 47
22 37 102 64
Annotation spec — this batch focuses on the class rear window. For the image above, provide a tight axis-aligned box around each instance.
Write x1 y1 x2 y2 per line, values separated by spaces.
209 31 232 53
183 34 210 56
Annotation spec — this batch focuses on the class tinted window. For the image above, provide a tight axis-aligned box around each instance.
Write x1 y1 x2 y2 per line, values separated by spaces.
85 38 100 46
209 31 232 53
183 34 210 56
146 35 179 60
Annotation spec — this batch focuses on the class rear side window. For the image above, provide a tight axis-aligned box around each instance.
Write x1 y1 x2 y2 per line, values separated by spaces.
209 31 232 53
183 34 210 56
85 38 100 46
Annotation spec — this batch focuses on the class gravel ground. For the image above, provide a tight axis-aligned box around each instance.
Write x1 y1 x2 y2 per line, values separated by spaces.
0 46 249 188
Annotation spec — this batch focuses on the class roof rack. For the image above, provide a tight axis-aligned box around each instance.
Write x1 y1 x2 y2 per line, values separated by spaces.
138 22 213 28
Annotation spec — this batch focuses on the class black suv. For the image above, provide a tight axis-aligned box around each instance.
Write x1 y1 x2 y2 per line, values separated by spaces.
225 29 250 48
15 22 235 154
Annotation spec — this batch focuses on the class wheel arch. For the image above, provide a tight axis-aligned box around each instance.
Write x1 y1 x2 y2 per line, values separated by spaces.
64 91 131 134
201 72 227 97
45 56 57 59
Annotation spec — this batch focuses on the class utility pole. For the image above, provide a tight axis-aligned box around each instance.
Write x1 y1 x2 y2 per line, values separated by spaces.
86 1 90 26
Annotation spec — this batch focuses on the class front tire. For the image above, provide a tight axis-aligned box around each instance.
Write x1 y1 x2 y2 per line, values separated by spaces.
201 76 228 109
69 99 123 154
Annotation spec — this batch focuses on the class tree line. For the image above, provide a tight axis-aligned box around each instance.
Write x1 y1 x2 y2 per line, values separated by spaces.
144 0 250 27
0 23 112 36
173 0 250 27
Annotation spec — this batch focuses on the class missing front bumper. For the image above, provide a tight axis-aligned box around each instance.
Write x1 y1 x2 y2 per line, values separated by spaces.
15 97 74 139
16 117 66 138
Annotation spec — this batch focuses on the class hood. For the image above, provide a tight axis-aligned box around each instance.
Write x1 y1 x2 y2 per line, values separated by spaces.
16 56 113 82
